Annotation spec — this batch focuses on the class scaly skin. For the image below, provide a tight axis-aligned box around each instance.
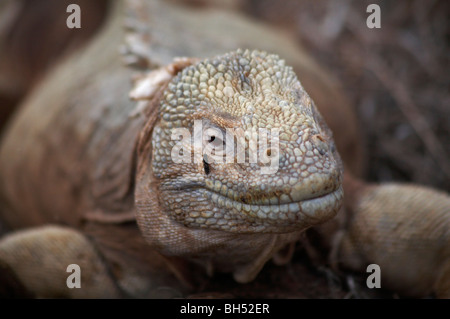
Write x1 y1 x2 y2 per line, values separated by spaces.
134 49 343 282
0 0 448 298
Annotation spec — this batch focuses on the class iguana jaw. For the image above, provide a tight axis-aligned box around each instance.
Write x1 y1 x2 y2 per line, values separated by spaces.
154 183 342 234
202 184 343 230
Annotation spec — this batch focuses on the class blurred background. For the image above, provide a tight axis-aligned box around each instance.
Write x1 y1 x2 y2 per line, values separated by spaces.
0 0 448 298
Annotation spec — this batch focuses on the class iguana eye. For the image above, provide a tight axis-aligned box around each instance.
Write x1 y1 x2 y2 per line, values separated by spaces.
208 134 224 148
203 127 225 154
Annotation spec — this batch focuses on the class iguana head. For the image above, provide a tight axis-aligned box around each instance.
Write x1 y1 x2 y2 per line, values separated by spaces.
133 49 343 280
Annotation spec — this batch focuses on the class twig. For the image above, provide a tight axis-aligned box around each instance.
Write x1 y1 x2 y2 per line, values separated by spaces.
366 56 450 181
346 9 450 181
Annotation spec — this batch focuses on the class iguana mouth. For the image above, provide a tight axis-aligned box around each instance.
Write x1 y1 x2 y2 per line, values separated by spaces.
204 185 343 223
204 172 341 205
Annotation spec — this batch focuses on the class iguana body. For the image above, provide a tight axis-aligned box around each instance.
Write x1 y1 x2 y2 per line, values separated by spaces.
0 0 448 298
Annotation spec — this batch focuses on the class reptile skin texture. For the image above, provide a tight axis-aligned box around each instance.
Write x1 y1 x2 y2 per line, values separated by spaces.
0 0 448 298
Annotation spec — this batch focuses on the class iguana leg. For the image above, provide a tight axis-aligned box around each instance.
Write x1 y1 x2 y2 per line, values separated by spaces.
80 222 202 298
0 226 124 298
0 224 197 298
313 174 450 298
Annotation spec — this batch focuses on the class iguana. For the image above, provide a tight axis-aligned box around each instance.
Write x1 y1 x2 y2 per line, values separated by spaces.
0 0 448 298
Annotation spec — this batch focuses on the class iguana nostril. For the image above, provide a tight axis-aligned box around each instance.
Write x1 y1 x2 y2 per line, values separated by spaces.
311 134 328 156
